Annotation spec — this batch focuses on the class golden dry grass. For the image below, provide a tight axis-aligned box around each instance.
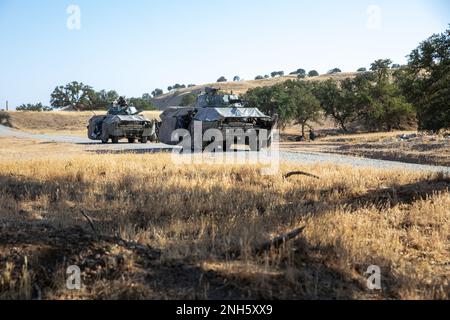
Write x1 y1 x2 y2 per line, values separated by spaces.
335 134 450 167
4 111 161 136
0 138 448 299
7 111 94 133
318 131 418 143
280 129 450 166
0 137 84 160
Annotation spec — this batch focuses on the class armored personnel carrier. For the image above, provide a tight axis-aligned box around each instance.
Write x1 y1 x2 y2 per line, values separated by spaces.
88 97 157 144
157 88 276 151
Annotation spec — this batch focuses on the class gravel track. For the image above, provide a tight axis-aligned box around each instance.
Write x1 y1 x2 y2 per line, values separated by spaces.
1 125 449 173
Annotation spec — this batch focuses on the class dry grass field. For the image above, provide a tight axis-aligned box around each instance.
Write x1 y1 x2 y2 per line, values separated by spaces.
335 134 450 167
281 129 450 166
0 137 83 160
1 111 161 136
0 137 448 300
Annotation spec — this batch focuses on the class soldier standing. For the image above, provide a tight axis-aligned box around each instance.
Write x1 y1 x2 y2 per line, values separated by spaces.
309 129 317 141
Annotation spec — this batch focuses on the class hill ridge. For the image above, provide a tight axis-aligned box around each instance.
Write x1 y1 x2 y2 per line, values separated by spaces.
151 72 358 109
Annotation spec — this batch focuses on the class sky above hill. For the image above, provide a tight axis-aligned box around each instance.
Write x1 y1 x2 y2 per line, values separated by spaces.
0 0 449 108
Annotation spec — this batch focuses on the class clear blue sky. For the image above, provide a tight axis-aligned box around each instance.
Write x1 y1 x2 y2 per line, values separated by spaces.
0 0 449 109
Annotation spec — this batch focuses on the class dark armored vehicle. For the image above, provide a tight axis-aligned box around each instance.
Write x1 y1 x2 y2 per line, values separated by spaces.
157 88 276 151
88 97 157 144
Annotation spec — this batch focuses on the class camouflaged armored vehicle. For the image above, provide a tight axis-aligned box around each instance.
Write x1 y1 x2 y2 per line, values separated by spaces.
88 97 157 144
157 88 277 151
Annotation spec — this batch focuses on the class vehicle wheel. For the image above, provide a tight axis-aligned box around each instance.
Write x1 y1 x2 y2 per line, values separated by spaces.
249 141 261 151
222 141 228 152
112 137 119 144
101 137 109 144
128 138 135 143
150 133 158 143
141 136 148 144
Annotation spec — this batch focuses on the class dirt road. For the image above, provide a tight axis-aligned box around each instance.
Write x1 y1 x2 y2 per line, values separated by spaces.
1 125 449 173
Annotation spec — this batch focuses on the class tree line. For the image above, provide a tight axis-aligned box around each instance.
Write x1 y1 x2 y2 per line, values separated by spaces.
17 83 157 111
15 26 448 132
245 27 449 134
